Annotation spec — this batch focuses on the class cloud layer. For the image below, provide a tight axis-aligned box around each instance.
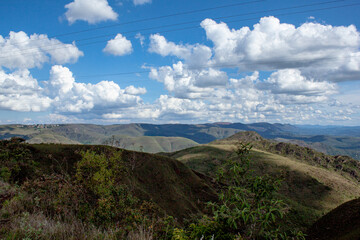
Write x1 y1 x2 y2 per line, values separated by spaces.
3 16 360 125
142 16 360 124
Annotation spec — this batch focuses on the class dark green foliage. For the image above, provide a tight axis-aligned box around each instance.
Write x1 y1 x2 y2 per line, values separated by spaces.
2 147 174 239
0 138 38 183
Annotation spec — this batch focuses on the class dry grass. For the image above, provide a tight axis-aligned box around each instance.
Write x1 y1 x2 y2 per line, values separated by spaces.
127 224 154 240
177 153 207 163
256 149 360 209
208 144 360 211
0 180 123 240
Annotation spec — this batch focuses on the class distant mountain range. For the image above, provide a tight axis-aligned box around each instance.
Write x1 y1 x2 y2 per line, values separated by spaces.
1 122 359 159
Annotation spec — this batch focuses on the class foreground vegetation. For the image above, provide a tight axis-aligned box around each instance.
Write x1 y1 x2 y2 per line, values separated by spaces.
165 132 360 234
0 138 310 239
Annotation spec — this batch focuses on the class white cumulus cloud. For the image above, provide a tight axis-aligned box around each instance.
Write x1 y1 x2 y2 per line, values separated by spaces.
259 69 337 98
0 65 147 117
0 69 52 111
149 34 212 67
103 34 133 56
125 85 147 95
0 31 83 69
46 65 144 113
200 16 360 81
64 0 118 24
149 61 228 99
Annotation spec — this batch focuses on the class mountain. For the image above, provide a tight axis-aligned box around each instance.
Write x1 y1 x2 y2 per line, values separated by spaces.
1 123 360 159
294 125 360 137
0 124 199 153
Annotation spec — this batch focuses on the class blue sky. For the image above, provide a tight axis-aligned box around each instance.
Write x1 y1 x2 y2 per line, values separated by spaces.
0 0 360 125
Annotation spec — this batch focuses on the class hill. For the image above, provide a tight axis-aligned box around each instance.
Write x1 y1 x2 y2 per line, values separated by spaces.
0 140 215 220
102 135 198 153
307 198 360 240
0 139 218 239
165 131 360 230
2 132 360 238
0 124 198 153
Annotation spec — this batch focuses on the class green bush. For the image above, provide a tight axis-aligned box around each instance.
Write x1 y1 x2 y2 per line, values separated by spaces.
0 139 38 183
175 142 305 240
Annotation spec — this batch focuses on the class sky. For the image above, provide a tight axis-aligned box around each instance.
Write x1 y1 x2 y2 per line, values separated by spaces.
0 0 360 125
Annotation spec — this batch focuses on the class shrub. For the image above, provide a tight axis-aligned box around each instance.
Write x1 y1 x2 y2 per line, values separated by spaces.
176 142 305 240
0 139 38 183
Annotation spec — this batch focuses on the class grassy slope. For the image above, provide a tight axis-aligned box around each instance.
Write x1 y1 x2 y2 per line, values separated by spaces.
276 135 360 160
27 133 81 144
102 135 198 153
165 135 360 229
1 143 216 221
307 197 360 240
0 125 198 153
0 125 40 138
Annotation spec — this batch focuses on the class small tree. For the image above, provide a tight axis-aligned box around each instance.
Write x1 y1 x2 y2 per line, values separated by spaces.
174 142 305 240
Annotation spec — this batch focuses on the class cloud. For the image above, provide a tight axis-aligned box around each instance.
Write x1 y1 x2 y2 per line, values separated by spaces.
133 0 152 6
103 34 133 56
155 95 207 120
149 34 212 67
135 33 145 46
0 69 52 111
258 69 337 102
0 31 83 69
125 85 147 95
144 16 360 124
103 105 160 120
200 16 360 81
149 61 228 99
47 65 144 113
64 0 118 24
0 65 147 117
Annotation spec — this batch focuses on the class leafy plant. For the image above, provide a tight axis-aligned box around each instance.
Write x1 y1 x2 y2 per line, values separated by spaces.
0 138 38 183
177 142 305 240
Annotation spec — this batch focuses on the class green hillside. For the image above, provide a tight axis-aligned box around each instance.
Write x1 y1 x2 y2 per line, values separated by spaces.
165 132 360 230
102 135 198 153
0 139 216 239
